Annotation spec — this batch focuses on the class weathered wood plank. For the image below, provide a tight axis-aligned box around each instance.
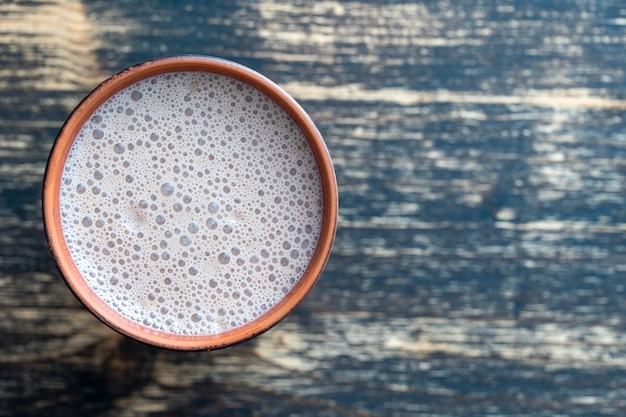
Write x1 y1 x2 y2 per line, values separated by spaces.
2 0 626 416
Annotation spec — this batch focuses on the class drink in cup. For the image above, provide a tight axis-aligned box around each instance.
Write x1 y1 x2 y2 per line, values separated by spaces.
43 56 338 350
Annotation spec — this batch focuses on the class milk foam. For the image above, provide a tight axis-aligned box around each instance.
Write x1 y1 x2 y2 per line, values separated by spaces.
59 71 323 336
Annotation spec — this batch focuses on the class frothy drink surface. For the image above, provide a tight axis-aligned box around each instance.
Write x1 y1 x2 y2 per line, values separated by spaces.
59 72 323 336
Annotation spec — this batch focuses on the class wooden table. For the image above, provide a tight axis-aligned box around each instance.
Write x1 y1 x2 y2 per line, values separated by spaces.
2 1 626 415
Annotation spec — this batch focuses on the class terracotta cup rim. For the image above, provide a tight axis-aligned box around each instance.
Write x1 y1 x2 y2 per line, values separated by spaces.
42 55 338 351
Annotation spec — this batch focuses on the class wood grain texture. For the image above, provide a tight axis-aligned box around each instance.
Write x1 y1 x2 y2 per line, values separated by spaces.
2 0 626 415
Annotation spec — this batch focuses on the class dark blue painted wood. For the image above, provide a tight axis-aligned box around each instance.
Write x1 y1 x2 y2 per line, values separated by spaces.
2 0 626 415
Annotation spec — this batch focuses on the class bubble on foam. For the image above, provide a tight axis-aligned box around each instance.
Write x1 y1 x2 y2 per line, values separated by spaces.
179 235 192 247
113 143 126 154
160 182 175 196
130 90 143 101
217 252 230 265
59 71 324 336
93 129 104 139
206 217 217 229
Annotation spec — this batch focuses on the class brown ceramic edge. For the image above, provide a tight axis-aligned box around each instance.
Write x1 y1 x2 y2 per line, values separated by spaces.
42 55 338 351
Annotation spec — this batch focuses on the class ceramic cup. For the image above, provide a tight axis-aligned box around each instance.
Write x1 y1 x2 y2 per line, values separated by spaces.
43 55 338 350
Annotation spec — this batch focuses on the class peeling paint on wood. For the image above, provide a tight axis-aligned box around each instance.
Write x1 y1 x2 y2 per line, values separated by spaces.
2 0 626 416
